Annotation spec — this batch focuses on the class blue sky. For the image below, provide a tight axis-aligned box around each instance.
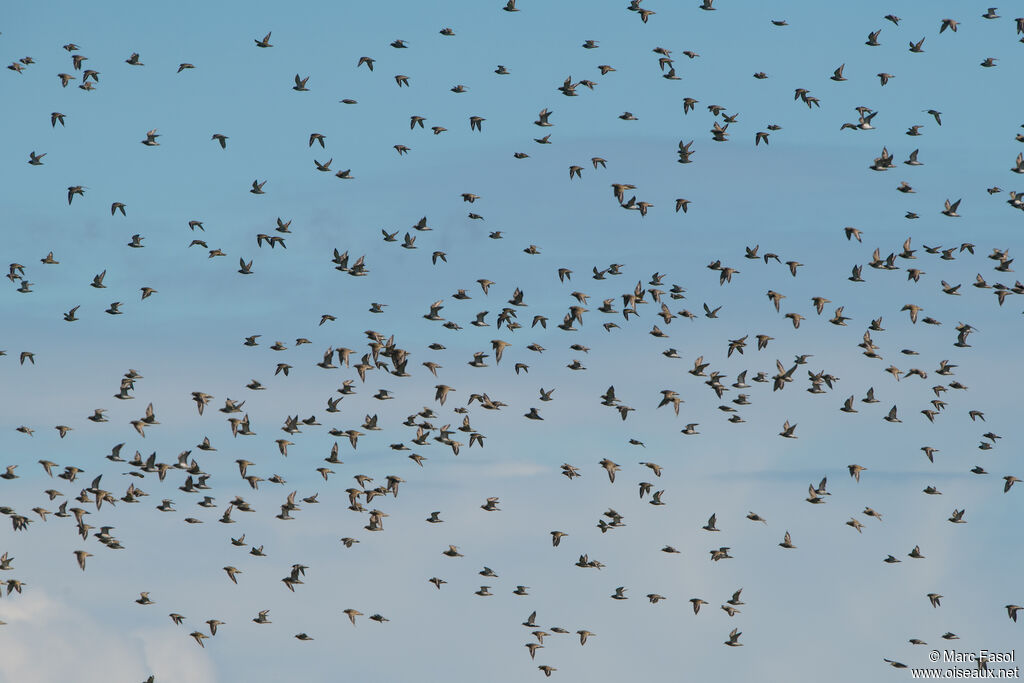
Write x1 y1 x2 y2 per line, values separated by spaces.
1 1 1023 681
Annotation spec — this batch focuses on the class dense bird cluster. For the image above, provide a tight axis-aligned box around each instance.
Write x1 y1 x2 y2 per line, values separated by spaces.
2 2 1023 681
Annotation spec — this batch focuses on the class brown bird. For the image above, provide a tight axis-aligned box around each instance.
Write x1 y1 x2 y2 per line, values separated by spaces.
73 550 92 571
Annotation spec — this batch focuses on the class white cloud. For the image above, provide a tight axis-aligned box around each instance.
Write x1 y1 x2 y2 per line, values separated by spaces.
0 591 216 683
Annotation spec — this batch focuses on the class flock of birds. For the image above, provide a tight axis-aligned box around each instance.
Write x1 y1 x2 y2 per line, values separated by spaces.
3 2 1024 681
